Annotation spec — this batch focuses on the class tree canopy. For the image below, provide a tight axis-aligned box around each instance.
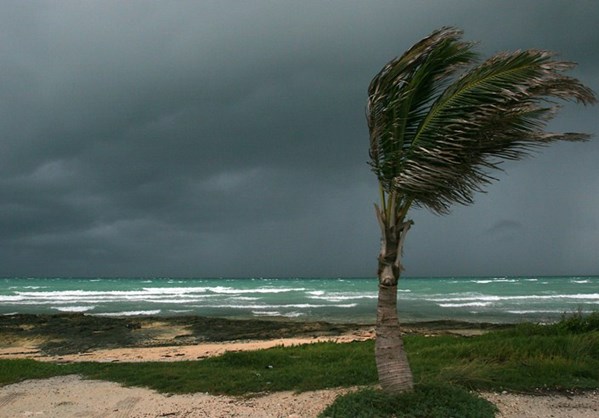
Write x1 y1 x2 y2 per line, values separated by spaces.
367 27 596 216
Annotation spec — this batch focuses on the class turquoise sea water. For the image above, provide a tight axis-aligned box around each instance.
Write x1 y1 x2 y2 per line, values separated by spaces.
0 276 597 324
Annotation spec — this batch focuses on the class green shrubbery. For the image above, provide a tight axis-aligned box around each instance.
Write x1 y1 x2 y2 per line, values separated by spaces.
319 385 497 418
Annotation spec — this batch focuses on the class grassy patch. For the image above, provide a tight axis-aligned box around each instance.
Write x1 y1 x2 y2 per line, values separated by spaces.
319 384 497 418
70 341 376 395
0 341 377 395
407 314 599 392
2 320 597 395
0 359 73 386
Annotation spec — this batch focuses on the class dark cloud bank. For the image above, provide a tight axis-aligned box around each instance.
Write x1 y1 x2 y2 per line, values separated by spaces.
1 1 598 277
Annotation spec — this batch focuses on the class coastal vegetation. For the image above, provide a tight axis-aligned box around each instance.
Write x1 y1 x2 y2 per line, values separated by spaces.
366 26 596 392
0 314 364 356
1 312 597 417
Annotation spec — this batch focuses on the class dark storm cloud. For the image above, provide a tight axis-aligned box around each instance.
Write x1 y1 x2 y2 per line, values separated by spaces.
1 1 598 277
485 220 524 239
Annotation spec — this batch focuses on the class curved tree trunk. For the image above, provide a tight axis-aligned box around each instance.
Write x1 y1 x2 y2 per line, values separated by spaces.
376 282 413 393
374 204 414 393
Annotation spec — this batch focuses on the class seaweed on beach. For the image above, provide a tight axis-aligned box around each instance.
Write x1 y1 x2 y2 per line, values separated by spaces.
0 314 146 355
0 314 370 355
0 313 509 356
181 316 360 342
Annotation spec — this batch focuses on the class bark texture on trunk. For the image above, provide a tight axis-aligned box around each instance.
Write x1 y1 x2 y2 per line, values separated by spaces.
375 283 413 393
374 203 414 393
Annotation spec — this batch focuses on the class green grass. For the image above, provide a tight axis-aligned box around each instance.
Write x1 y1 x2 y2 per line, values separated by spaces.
71 341 377 395
322 312 599 417
1 312 597 417
406 313 599 392
319 385 497 418
0 341 377 395
0 359 72 385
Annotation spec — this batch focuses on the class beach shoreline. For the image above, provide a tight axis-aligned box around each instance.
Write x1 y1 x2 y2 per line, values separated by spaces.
0 313 508 362
1 314 597 417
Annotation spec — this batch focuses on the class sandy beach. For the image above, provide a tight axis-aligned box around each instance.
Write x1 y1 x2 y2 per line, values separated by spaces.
0 374 596 418
0 375 352 418
1 315 597 417
0 333 374 363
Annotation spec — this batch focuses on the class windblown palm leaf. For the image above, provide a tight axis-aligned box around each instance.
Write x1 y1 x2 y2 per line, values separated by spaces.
368 27 596 214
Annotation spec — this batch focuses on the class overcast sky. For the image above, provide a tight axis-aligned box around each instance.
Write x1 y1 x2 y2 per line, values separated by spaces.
1 1 598 278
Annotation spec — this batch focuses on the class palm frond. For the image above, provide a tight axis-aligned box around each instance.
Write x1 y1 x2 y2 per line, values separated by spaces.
367 27 477 193
398 49 596 213
367 28 597 215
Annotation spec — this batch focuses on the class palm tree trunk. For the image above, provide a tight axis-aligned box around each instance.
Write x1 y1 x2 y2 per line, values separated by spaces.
374 209 414 393
376 282 413 393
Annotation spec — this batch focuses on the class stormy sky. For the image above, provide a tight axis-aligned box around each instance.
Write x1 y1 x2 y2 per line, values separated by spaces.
1 1 598 278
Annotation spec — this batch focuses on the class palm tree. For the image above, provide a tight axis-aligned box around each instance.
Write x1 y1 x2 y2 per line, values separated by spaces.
367 27 596 394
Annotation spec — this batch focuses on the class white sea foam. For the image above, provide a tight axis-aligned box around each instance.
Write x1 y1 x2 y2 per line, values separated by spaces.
430 293 599 302
142 287 209 294
507 310 571 314
251 310 304 318
144 298 213 304
0 295 25 302
9 286 43 289
11 287 220 300
438 302 493 308
572 280 590 284
194 303 358 309
307 293 377 302
0 295 219 305
471 278 517 284
252 311 282 317
206 286 306 294
94 310 161 317
53 306 95 313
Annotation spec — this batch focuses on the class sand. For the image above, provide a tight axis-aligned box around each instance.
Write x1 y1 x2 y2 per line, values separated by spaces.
481 391 599 418
1 374 597 418
0 375 350 418
0 333 374 363
1 316 597 417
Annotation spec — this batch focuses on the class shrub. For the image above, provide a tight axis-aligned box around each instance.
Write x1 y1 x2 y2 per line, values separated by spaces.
319 384 497 418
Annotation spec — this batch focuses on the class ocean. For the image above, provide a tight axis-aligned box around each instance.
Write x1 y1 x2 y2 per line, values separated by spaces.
1 276 597 324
